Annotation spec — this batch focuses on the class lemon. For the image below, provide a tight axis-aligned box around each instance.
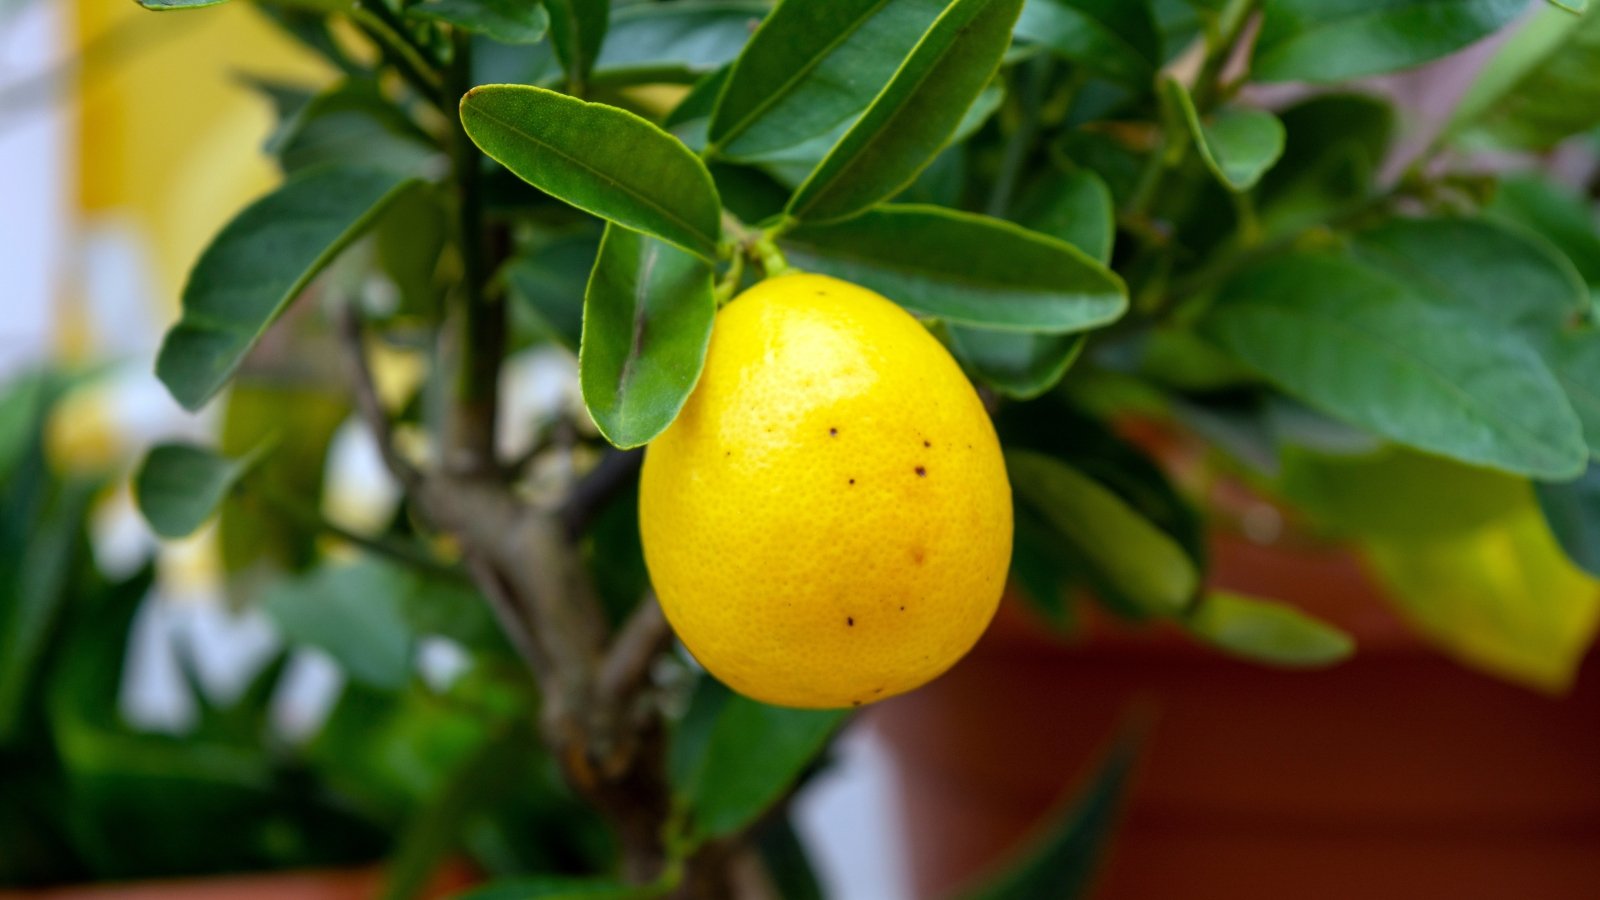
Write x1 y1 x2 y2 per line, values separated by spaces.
639 274 1013 709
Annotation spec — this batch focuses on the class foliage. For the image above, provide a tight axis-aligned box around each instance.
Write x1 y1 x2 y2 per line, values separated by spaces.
86 0 1600 895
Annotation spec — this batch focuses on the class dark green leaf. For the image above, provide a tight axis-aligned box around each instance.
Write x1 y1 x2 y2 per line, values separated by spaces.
1014 0 1161 85
1163 76 1284 191
1184 591 1354 667
785 0 1025 223
460 85 722 259
1203 251 1587 479
673 680 847 841
543 0 609 89
948 329 1087 398
708 0 948 161
1449 3 1600 149
756 816 826 900
959 720 1141 900
1537 463 1600 577
579 224 715 448
155 165 418 411
134 442 267 539
505 232 599 352
1487 175 1600 295
1257 92 1394 234
262 561 415 689
1012 168 1115 264
779 204 1126 332
1253 0 1527 83
409 0 549 43
594 1 767 83
458 877 643 900
1007 450 1198 616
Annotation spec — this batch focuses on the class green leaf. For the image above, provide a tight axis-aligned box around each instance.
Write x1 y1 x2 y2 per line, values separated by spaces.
594 1 768 83
1012 168 1115 264
155 165 418 411
948 330 1087 399
785 0 1025 223
672 680 847 841
134 442 268 540
959 720 1141 900
409 0 549 43
504 232 598 352
460 85 722 259
1006 450 1199 617
1537 464 1600 577
135 0 230 10
1203 251 1587 480
1487 176 1600 295
1162 76 1285 191
543 0 609 89
779 204 1126 332
262 561 415 690
1185 591 1354 667
1257 92 1394 234
459 878 643 900
579 224 715 449
1448 2 1600 149
1253 0 1528 83
708 0 950 161
756 816 826 900
1014 0 1162 85
1549 0 1590 11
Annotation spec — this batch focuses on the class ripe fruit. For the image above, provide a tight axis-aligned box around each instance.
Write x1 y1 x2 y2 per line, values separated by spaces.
639 273 1013 709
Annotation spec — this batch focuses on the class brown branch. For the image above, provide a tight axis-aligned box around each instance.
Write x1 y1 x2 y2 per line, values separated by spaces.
560 448 644 540
463 551 555 684
598 595 672 705
337 304 422 491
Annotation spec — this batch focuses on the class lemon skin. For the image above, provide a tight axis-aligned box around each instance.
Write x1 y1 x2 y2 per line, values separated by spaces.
639 273 1012 709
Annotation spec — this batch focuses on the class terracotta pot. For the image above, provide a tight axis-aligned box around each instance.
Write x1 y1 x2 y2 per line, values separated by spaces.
872 532 1600 900
0 861 475 900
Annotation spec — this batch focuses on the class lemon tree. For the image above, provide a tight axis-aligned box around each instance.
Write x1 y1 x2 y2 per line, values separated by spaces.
111 0 1600 895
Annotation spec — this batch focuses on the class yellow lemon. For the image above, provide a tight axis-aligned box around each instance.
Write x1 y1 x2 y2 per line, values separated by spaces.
639 273 1013 709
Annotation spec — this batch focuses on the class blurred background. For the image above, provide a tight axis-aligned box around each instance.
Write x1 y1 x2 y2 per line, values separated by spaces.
3 1 1600 898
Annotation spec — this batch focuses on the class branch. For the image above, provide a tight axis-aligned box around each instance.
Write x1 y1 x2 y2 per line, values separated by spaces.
463 551 557 684
598 595 672 705
337 304 423 492
559 448 644 540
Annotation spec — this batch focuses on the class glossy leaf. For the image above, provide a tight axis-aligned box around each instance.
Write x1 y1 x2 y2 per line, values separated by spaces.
134 442 267 540
595 1 767 83
709 0 948 161
579 224 715 449
1164 76 1285 191
155 165 417 411
1537 463 1600 577
1012 168 1115 264
949 330 1087 399
1013 0 1162 85
262 561 415 690
1007 450 1198 617
1203 252 1587 480
1185 591 1354 668
266 80 436 176
461 85 721 259
785 0 1025 223
544 0 609 89
960 721 1141 900
1253 0 1527 83
409 0 549 43
779 204 1126 332
1449 2 1600 150
672 680 847 841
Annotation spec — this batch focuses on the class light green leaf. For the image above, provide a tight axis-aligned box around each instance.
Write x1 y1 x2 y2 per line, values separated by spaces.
543 0 609 89
1163 76 1285 191
1203 251 1587 480
1253 0 1528 83
671 680 848 842
959 720 1141 900
408 0 549 43
779 204 1126 332
1007 450 1198 616
1014 0 1162 85
708 0 948 161
580 224 715 449
1185 591 1354 667
262 561 415 690
155 165 418 411
134 442 268 540
461 85 721 259
1449 2 1600 149
785 0 1025 223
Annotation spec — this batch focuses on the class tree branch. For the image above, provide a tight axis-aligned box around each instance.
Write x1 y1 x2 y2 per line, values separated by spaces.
598 595 672 705
337 304 423 492
560 448 644 540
